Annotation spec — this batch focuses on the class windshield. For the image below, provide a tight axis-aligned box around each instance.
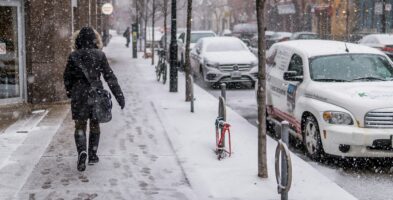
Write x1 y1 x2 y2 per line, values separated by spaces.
205 40 246 52
191 33 215 43
310 54 393 82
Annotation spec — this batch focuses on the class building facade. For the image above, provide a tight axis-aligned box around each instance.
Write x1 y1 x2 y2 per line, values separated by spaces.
0 0 111 107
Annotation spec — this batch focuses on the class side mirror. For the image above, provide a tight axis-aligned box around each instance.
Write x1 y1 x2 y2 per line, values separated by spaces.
196 48 201 54
283 71 303 82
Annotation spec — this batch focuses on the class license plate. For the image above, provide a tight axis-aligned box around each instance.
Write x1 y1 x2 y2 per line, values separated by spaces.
231 71 242 79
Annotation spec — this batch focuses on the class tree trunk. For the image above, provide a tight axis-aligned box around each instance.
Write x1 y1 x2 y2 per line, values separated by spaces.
256 0 268 178
185 0 193 101
164 0 168 52
144 0 148 55
139 1 143 52
152 0 155 65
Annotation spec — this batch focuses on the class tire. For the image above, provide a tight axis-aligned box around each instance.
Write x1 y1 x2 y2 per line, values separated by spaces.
266 112 275 135
303 115 324 160
162 63 167 84
156 64 161 82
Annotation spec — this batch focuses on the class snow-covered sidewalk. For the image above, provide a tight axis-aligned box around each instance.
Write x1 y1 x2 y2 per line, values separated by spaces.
133 39 358 199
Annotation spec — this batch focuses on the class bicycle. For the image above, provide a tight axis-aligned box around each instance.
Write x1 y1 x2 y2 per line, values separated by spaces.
215 96 231 160
215 117 232 160
155 49 167 84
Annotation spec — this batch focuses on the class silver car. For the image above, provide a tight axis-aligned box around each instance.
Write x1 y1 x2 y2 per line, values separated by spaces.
190 37 258 87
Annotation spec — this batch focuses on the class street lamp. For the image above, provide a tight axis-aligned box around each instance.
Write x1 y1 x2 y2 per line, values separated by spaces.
169 0 178 92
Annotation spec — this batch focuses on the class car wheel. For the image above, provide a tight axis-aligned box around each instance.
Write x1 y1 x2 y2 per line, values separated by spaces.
265 112 275 135
303 115 324 160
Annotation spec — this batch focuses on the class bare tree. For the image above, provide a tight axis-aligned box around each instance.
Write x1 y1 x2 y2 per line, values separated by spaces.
152 0 156 65
143 0 150 55
256 0 268 178
185 0 193 101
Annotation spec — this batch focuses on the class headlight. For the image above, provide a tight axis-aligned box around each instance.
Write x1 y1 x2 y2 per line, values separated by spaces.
205 59 219 68
323 111 353 125
250 61 258 67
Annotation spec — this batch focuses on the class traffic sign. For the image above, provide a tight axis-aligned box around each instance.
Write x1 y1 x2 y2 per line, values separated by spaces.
102 3 113 15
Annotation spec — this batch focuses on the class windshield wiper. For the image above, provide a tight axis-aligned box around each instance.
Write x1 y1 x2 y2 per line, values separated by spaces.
313 78 349 82
351 76 386 82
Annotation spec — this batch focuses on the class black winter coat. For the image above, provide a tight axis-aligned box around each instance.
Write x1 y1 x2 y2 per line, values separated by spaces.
64 49 125 120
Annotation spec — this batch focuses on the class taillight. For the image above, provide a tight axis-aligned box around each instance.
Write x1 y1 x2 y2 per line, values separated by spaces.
382 46 393 52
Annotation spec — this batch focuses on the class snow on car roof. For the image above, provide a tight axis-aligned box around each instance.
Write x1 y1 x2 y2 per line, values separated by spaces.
200 36 242 43
369 34 393 44
191 30 216 34
277 40 384 58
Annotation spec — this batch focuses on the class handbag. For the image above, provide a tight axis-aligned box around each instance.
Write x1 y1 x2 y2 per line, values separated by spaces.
77 61 113 123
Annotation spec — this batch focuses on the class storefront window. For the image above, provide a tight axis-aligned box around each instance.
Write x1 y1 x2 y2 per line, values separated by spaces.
0 5 20 99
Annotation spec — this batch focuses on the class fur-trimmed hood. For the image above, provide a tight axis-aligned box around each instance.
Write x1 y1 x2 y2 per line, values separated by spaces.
71 28 103 51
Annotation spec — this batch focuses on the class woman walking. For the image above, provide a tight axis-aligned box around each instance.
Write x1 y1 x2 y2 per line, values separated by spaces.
64 27 125 171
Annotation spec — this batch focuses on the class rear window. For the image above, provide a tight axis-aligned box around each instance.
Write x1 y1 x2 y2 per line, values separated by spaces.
298 34 319 40
191 33 215 43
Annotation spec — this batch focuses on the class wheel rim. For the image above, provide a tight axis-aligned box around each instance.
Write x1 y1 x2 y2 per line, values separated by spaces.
305 121 318 155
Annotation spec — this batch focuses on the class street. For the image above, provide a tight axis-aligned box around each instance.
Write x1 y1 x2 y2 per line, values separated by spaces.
196 80 393 200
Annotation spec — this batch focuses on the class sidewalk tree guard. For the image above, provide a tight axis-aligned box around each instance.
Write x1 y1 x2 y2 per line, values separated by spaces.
256 0 268 178
185 0 193 101
169 0 178 92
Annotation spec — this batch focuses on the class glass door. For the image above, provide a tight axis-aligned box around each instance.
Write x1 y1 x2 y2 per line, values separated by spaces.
0 1 23 103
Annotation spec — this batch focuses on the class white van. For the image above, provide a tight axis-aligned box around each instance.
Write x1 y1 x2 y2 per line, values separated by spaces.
266 40 393 159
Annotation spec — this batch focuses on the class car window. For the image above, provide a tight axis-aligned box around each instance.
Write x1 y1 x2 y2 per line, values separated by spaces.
298 34 319 40
190 33 216 43
288 54 303 75
310 54 393 82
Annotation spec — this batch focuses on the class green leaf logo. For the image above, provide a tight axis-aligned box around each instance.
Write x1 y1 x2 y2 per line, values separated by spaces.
358 92 367 97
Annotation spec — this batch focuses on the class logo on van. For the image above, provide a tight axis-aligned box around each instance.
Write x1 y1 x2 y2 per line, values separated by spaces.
358 92 367 97
233 65 239 71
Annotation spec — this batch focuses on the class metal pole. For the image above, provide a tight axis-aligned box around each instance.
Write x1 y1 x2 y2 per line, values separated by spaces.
281 121 289 200
169 0 178 92
220 83 226 100
346 0 349 41
190 75 194 113
152 0 155 65
382 0 387 33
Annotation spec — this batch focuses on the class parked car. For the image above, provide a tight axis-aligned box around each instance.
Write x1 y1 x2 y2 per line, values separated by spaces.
358 34 393 59
249 31 276 55
177 30 216 69
145 27 163 48
190 37 258 87
265 40 393 159
266 32 292 49
290 32 319 40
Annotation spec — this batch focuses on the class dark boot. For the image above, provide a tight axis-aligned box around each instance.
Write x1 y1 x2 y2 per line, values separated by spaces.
88 132 100 165
75 129 87 171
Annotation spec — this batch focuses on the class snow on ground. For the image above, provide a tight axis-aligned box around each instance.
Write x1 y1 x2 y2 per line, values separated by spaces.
128 36 357 199
0 105 69 199
0 35 358 199
14 36 198 200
